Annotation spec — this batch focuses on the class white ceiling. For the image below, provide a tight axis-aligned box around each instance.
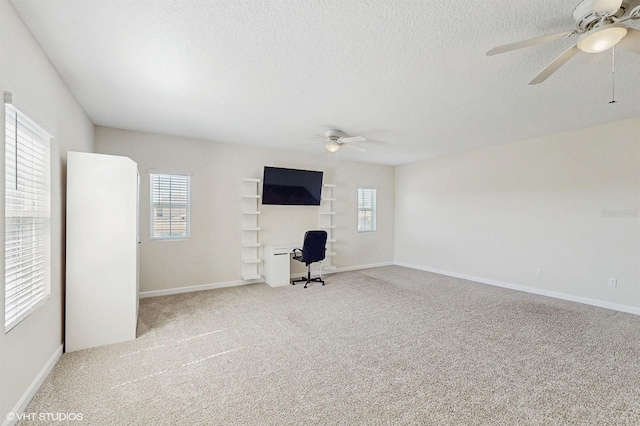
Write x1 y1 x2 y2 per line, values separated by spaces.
10 0 640 165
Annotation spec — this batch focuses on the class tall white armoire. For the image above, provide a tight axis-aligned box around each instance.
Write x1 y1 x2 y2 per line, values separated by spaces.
65 151 139 352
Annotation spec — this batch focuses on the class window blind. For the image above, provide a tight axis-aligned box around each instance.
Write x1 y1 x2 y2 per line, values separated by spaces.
357 188 377 232
150 173 190 240
4 102 51 332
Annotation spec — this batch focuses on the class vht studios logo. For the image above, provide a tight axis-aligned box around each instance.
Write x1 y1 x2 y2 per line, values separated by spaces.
602 209 639 217
6 412 84 422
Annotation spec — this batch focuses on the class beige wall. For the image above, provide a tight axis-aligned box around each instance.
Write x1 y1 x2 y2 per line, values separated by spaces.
0 0 95 419
95 126 395 292
395 117 640 308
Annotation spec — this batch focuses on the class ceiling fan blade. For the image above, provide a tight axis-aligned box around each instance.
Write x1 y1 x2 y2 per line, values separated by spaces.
593 0 622 14
486 31 575 56
528 45 580 85
339 136 366 143
342 143 367 152
617 28 640 54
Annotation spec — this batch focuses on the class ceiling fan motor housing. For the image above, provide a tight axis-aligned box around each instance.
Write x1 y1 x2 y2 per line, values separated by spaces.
324 129 343 140
573 0 630 31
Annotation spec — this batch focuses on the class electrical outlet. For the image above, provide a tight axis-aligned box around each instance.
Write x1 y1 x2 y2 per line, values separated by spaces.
608 278 617 288
536 268 542 276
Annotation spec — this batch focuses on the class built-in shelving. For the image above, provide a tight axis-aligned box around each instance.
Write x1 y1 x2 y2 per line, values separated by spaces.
241 178 262 281
320 183 337 274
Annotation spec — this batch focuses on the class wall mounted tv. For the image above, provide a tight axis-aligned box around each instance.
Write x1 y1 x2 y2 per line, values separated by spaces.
262 166 324 206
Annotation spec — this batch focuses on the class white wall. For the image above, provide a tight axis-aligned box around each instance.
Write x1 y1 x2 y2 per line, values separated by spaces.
0 0 95 421
395 117 640 309
95 126 394 292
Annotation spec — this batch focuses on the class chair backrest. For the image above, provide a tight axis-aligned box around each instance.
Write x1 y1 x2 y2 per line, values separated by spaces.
301 230 327 263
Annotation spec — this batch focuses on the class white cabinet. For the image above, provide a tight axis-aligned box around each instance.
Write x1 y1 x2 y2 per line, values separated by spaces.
263 245 292 287
65 151 139 352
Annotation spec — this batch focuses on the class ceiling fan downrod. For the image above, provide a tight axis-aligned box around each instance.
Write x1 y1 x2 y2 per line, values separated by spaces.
609 46 617 104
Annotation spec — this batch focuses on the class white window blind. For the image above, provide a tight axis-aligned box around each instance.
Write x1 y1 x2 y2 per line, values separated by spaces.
150 173 190 240
4 102 51 332
357 188 377 232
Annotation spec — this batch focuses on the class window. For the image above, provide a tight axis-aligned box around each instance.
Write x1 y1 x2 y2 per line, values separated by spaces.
4 98 51 332
357 188 376 232
150 173 190 240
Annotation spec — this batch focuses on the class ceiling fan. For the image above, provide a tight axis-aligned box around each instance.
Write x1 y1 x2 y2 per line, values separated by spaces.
487 0 640 84
297 129 368 153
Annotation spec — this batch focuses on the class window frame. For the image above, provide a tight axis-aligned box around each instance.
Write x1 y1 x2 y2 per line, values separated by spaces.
4 97 52 332
357 187 377 233
149 172 191 241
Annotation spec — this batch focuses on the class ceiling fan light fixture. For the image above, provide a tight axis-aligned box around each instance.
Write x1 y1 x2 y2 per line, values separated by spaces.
577 24 627 53
325 141 341 152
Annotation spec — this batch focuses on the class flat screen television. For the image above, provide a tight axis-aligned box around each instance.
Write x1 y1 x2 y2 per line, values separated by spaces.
262 166 323 206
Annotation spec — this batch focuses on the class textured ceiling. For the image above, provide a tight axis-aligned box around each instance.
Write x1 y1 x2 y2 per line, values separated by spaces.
10 0 640 165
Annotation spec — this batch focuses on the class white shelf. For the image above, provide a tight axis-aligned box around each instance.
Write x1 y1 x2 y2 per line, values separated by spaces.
241 177 261 281
241 273 262 280
320 183 336 273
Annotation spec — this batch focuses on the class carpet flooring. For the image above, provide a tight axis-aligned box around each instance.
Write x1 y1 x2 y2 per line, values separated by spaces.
21 266 640 425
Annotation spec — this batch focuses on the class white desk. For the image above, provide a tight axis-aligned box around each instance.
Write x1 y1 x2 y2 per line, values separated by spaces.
263 244 300 287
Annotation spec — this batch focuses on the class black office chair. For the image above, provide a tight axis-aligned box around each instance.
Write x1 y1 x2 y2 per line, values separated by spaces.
292 230 327 288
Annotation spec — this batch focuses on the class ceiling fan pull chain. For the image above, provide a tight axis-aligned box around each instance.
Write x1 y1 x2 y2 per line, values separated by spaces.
609 46 617 104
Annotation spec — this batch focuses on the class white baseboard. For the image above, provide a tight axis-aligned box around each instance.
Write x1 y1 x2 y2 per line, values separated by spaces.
139 278 259 298
332 261 395 273
139 262 396 299
3 344 62 426
395 261 640 316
